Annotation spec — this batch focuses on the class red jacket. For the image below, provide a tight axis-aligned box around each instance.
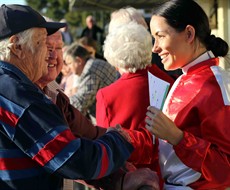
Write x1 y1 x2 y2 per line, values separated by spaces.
161 57 230 189
96 64 174 168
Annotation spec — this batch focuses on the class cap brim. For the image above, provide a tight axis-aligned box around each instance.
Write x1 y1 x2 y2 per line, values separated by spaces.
41 22 67 35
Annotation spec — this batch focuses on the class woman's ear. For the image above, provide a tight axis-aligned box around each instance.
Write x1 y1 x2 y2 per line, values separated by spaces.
9 35 25 59
185 25 195 43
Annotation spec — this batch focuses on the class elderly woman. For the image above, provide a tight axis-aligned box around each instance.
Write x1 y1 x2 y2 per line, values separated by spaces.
96 21 174 172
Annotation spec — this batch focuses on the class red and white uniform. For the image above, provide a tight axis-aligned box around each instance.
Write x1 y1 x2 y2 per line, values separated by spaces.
160 51 230 189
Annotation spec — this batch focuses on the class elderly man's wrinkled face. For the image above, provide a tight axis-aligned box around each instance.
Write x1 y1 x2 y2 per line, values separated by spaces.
44 31 64 83
29 28 49 81
35 31 64 88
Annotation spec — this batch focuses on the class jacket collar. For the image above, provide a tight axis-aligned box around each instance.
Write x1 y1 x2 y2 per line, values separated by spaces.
182 51 215 74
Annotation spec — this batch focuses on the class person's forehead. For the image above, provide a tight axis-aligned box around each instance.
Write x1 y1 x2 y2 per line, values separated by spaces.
33 28 47 38
47 32 63 45
87 16 93 21
150 16 171 32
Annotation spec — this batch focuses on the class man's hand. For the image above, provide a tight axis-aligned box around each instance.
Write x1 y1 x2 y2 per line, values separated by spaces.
106 124 132 143
123 168 160 190
77 164 159 190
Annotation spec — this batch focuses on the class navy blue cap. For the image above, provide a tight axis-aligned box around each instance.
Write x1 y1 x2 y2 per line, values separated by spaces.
0 4 66 40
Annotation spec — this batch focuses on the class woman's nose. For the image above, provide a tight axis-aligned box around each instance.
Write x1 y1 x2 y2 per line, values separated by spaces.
152 40 160 54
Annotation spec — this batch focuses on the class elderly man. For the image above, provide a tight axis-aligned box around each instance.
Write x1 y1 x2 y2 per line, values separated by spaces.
35 22 160 190
81 15 103 44
0 4 133 190
36 20 106 140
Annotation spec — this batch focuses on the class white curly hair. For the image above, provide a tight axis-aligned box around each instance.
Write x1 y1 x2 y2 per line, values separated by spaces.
104 21 152 73
108 7 148 33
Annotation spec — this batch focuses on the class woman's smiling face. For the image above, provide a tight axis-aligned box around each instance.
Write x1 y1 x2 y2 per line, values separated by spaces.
150 15 193 71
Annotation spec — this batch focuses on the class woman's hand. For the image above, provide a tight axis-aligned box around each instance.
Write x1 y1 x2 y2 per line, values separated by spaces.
145 106 183 145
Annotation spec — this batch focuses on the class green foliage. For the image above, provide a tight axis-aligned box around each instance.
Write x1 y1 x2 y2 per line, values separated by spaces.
25 0 111 39
26 0 69 21
26 0 47 10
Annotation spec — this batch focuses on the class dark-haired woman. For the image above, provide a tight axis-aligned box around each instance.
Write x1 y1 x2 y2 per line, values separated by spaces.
145 0 230 189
